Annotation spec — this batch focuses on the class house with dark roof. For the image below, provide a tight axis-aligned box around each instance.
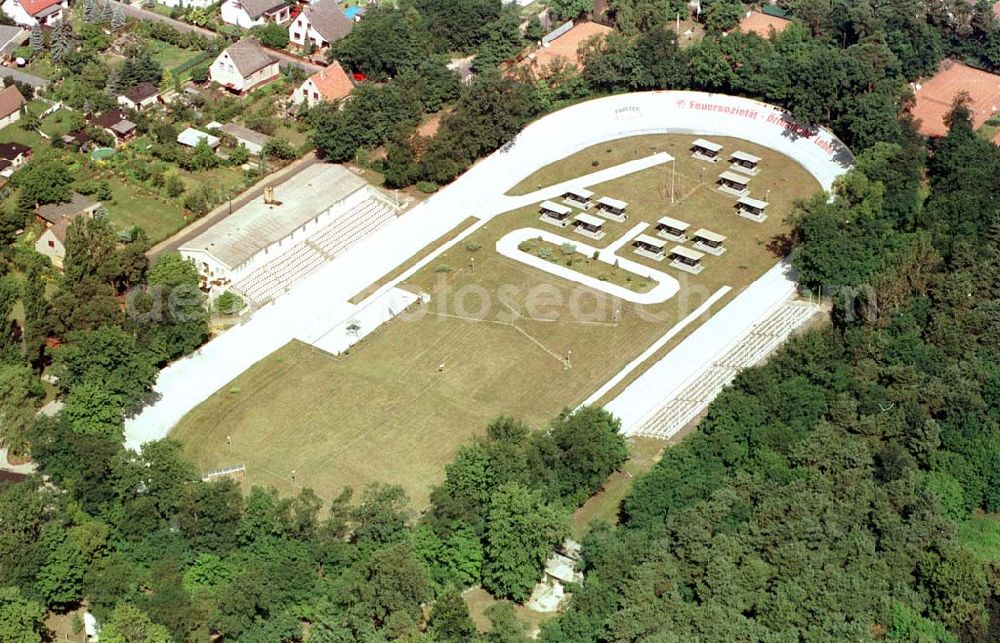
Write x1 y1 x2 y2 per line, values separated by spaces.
210 38 280 94
0 141 30 176
0 84 25 128
291 61 353 108
289 0 353 50
61 129 92 152
118 82 160 111
91 109 138 144
221 0 291 29
0 25 27 62
220 122 270 155
34 193 101 269
1 0 65 27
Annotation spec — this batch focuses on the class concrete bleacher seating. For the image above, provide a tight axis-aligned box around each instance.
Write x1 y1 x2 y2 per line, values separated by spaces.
232 196 398 305
633 300 818 440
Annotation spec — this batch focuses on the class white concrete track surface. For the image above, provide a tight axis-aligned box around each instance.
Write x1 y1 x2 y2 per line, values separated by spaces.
495 227 680 304
125 92 851 449
603 261 820 436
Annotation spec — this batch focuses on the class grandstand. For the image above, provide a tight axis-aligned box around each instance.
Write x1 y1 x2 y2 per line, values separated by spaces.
230 197 397 304
179 164 399 305
631 300 818 440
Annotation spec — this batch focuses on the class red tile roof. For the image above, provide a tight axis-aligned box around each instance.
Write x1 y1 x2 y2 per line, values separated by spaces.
0 84 25 119
517 22 613 74
912 60 1000 137
738 11 790 38
19 0 62 17
307 61 353 102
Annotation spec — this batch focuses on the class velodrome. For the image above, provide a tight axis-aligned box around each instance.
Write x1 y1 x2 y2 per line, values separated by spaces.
125 91 853 459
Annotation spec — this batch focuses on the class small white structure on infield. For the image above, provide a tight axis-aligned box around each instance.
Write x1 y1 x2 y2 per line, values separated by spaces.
655 215 689 242
573 212 606 239
737 196 769 222
562 186 593 209
717 170 751 197
595 196 628 222
668 245 704 274
730 150 761 175
692 228 727 255
539 200 572 227
691 137 723 162
632 233 667 261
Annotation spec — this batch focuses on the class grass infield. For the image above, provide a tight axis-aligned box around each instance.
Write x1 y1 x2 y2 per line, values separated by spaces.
173 134 819 507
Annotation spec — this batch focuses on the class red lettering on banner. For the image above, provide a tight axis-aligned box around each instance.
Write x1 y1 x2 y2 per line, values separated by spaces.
674 100 838 158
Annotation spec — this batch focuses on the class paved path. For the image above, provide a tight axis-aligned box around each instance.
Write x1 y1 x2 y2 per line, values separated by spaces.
148 152 320 257
0 66 49 89
112 1 324 75
495 226 679 304
0 448 36 475
125 91 853 448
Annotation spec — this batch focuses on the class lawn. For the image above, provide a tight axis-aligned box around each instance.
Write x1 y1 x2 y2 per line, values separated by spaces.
173 133 819 508
0 122 45 149
38 108 78 139
958 513 1000 563
103 181 187 242
149 39 201 73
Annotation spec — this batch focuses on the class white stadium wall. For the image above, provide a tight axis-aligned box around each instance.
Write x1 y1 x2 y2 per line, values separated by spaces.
124 92 852 449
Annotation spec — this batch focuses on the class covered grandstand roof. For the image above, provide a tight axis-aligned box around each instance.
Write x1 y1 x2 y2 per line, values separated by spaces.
180 164 368 269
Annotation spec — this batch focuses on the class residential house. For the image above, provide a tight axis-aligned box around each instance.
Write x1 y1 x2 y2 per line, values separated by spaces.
0 84 25 128
289 0 352 50
0 141 30 176
0 25 27 62
91 109 138 144
515 21 613 77
156 0 219 8
177 127 221 149
34 194 101 269
221 0 290 29
1 0 67 27
61 129 93 152
118 82 160 111
209 38 280 94
291 61 352 108
220 122 269 155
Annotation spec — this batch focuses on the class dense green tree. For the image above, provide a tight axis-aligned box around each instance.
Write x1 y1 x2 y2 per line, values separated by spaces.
11 156 74 206
0 362 45 453
0 586 47 642
335 5 431 80
428 588 477 642
21 263 49 369
119 49 163 88
415 0 501 52
99 603 172 643
482 482 569 601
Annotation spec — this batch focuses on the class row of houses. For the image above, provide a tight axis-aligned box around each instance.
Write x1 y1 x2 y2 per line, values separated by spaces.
209 36 353 106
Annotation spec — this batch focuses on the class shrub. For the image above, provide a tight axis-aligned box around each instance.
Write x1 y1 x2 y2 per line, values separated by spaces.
215 291 246 315
435 264 451 273
465 241 481 252
559 242 576 255
416 181 439 194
